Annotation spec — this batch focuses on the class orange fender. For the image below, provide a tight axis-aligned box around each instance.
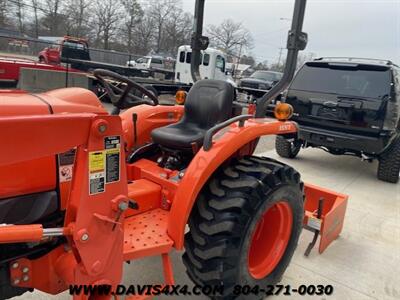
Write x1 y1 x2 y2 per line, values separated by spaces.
120 104 184 151
168 118 298 249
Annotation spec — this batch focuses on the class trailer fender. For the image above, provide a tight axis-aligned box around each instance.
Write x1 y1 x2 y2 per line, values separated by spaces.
168 118 298 249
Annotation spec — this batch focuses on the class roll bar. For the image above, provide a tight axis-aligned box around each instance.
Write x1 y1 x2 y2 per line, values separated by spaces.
191 0 208 83
190 0 308 117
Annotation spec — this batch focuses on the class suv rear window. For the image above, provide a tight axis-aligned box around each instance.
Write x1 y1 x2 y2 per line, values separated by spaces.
291 63 391 99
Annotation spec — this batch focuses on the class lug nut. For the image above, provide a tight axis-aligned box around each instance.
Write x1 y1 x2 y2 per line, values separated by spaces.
98 124 107 133
11 262 19 269
81 233 89 241
118 202 129 211
22 267 29 273
13 278 20 285
22 275 29 282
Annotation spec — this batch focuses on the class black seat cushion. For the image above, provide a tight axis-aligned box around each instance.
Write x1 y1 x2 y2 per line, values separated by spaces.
151 79 234 149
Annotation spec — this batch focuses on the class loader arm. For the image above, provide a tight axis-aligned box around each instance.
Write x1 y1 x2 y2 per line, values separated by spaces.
0 114 128 294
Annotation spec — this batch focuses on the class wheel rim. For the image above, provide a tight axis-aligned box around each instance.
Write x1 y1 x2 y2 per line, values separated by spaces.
247 201 293 279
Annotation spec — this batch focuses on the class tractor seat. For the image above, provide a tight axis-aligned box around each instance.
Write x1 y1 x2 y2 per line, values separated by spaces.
151 79 234 150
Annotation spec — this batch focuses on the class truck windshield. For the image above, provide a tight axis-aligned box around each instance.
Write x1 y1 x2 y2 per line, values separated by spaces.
251 71 282 81
137 57 150 64
291 64 391 99
63 41 87 50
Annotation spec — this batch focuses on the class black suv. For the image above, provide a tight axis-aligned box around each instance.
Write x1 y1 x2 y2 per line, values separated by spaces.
240 71 283 90
275 58 400 183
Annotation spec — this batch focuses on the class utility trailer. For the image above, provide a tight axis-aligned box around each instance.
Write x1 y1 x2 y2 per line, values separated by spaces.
1 35 269 102
0 37 234 98
38 36 173 80
0 56 82 87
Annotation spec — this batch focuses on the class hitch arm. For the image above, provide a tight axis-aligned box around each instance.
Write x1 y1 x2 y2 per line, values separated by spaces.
0 225 69 244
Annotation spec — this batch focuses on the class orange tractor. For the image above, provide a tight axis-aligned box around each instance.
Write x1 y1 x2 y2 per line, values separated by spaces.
0 0 348 299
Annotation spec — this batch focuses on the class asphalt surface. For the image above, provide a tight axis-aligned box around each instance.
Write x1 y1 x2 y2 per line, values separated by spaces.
14 101 400 300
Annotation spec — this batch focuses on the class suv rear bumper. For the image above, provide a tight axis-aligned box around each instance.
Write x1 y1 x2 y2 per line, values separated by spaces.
298 125 390 155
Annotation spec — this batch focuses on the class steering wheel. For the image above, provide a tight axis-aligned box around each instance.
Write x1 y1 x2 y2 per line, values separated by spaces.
94 69 159 114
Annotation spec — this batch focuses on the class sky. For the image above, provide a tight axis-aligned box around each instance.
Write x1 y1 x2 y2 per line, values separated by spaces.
181 0 400 64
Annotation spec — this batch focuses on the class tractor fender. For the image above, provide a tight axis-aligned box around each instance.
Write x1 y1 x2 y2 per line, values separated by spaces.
120 104 184 151
168 118 298 249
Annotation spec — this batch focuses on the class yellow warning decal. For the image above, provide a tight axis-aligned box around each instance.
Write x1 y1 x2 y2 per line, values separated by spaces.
89 151 105 173
106 148 120 155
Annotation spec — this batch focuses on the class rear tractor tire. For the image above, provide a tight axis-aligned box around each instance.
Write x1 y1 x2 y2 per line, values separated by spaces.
377 137 400 183
183 156 304 299
275 136 302 159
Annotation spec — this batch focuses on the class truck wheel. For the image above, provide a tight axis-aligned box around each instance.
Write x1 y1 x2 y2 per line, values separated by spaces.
275 136 301 158
183 156 304 299
377 138 400 183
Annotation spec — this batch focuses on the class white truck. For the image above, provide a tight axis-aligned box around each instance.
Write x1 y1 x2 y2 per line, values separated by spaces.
124 45 234 86
126 56 175 71
175 45 235 85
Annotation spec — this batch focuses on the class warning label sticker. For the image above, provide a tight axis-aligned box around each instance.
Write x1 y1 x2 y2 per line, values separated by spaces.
88 136 121 195
105 136 121 183
60 165 73 182
89 151 105 195
89 151 105 173
58 149 76 183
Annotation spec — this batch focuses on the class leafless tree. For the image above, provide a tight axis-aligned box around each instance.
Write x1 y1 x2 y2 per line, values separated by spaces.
240 54 256 66
296 51 316 69
133 13 155 55
92 0 122 49
207 19 253 56
64 0 91 38
163 9 192 55
1 0 194 58
11 0 25 33
0 0 8 27
31 0 41 37
120 0 143 52
147 0 180 53
41 0 63 35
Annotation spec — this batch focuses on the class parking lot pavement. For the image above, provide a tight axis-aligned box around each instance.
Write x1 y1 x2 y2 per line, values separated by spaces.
262 148 400 300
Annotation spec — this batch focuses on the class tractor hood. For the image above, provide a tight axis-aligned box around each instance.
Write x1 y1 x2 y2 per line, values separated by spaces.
0 88 107 117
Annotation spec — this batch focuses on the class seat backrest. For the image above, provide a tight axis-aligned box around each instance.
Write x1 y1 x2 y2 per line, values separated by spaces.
183 79 234 129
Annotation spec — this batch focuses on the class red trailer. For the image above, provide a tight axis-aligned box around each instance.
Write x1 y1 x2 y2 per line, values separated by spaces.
0 56 79 85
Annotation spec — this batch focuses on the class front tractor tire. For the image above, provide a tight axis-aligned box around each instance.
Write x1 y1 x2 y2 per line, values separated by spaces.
275 136 301 159
183 156 304 299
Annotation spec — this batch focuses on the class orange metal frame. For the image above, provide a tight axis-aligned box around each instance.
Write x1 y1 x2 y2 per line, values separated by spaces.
0 113 127 297
0 102 348 298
